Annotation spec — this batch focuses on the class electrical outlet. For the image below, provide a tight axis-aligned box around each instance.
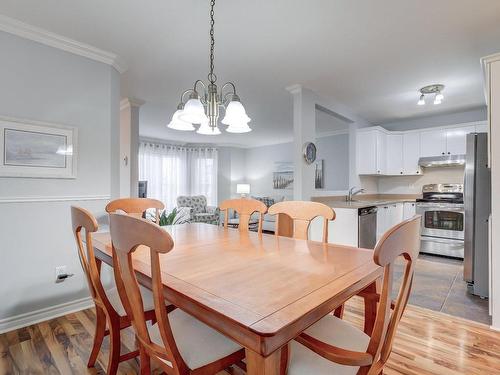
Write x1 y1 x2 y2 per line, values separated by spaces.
55 265 67 279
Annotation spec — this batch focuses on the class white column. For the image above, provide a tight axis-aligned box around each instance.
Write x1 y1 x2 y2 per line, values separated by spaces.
119 98 144 198
484 53 500 329
287 85 317 200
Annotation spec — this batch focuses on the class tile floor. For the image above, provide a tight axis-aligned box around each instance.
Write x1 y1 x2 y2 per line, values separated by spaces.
393 254 491 325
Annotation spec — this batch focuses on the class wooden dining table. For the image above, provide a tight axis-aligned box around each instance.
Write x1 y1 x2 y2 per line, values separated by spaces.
92 223 382 375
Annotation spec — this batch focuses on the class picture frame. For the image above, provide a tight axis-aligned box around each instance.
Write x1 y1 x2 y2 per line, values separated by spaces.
0 116 78 179
273 162 294 190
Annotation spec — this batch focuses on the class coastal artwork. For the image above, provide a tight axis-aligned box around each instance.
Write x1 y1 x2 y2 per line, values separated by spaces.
273 162 294 190
0 117 77 178
4 129 67 168
315 159 324 189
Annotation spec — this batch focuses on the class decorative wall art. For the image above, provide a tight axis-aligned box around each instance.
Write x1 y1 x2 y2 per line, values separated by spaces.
0 116 77 178
315 159 324 189
273 162 294 190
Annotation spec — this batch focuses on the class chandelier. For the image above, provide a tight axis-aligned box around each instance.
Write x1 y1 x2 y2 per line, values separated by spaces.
168 0 251 135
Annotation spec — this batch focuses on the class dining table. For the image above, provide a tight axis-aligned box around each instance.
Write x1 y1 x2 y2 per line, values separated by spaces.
91 223 382 375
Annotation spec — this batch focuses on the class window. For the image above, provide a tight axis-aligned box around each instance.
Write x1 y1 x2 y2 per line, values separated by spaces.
139 142 218 210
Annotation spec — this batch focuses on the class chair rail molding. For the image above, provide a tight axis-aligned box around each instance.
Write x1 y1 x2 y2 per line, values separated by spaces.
0 195 110 204
0 14 127 73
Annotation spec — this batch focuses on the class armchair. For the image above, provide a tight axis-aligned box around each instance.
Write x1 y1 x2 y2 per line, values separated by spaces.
176 195 219 225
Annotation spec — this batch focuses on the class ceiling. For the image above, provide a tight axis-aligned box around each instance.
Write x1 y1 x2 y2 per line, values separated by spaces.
1 0 499 147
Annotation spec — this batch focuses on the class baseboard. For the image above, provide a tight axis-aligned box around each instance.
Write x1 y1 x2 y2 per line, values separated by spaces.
0 296 94 334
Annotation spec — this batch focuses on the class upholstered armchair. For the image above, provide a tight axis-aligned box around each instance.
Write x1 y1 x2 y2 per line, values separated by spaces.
176 195 219 225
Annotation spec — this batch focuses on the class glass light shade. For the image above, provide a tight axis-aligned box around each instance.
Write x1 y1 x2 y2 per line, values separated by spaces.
196 121 221 135
417 94 425 106
226 122 252 133
236 183 250 195
167 109 195 131
434 98 442 105
435 92 444 101
179 98 208 124
221 100 251 125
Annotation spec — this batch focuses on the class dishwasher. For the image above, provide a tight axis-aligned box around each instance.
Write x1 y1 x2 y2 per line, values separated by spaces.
358 206 377 249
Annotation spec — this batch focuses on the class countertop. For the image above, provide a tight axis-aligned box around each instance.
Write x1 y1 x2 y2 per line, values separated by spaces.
312 194 419 210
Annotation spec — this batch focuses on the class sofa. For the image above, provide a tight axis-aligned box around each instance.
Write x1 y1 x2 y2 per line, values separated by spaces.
221 196 284 232
176 195 219 225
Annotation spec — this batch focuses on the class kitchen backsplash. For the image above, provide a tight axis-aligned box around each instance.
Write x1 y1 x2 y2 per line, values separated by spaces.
377 166 465 194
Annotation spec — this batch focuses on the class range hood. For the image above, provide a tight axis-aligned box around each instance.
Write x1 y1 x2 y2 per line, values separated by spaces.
418 155 466 168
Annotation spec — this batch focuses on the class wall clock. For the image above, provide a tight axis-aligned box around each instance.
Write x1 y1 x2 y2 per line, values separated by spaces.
303 142 317 164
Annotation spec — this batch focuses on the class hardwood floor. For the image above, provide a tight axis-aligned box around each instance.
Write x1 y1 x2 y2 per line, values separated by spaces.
1 297 500 374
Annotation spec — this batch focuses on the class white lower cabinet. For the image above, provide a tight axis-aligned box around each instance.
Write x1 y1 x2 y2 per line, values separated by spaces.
403 202 416 220
377 203 404 241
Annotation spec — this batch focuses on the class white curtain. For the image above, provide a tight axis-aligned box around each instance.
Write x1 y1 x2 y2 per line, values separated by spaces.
138 142 218 210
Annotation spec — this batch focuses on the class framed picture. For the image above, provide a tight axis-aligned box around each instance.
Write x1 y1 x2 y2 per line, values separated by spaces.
315 159 324 189
273 162 294 190
0 116 78 179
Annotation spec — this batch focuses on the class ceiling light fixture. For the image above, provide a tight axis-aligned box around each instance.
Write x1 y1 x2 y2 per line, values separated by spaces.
417 84 445 106
167 0 251 135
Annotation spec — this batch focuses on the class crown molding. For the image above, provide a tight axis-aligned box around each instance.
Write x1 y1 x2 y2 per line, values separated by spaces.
0 14 127 73
120 98 145 110
285 84 303 95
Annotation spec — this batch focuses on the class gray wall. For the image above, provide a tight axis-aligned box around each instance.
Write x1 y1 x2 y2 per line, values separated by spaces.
0 32 120 323
316 134 350 191
217 147 246 202
381 107 487 131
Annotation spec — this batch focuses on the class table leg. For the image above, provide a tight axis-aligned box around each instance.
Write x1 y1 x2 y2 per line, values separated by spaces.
245 348 281 375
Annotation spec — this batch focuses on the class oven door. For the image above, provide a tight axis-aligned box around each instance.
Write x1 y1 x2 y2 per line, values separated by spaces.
420 236 464 258
416 203 464 240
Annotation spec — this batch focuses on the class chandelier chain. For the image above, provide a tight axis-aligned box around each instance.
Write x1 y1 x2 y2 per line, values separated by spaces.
208 0 217 84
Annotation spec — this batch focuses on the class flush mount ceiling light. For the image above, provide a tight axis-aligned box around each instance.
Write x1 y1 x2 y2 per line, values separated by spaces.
167 0 251 135
417 84 445 106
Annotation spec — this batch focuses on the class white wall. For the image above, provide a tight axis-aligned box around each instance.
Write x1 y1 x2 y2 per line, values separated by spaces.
245 142 294 199
217 146 246 202
0 32 120 326
377 167 465 194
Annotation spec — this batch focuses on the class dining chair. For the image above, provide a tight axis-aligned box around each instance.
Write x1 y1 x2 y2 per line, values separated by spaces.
109 213 246 374
105 197 164 223
282 215 421 375
267 201 335 242
70 206 157 375
219 198 268 233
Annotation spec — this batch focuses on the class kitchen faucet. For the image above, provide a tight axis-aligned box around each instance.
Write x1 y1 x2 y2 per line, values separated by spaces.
346 186 365 201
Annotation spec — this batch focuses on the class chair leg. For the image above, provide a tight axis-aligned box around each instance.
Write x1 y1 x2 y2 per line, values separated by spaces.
87 306 106 368
107 318 121 375
333 304 345 319
139 345 151 375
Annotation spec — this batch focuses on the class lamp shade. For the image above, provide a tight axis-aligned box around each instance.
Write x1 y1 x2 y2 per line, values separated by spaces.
179 98 208 124
197 121 221 135
168 109 195 131
236 183 250 195
221 100 251 126
226 122 252 133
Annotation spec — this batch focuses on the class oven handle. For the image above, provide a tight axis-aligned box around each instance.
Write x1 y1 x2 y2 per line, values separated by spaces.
416 204 464 211
420 236 464 244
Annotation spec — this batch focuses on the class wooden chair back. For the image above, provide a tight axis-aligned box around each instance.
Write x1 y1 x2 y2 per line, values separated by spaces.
267 201 335 242
366 215 421 372
71 206 114 313
105 198 164 223
109 213 190 373
219 198 268 233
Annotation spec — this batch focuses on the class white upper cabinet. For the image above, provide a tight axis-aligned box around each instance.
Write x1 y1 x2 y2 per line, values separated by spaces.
475 123 488 133
386 134 404 175
446 125 476 155
357 129 386 175
420 129 447 157
402 132 422 175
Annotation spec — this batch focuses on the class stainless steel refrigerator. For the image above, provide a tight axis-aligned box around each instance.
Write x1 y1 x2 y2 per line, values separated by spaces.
464 132 491 298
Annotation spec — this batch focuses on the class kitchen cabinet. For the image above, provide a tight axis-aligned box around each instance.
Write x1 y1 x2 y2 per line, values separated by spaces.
357 129 386 175
420 129 447 157
386 134 404 175
402 132 422 175
376 203 403 241
403 202 416 220
446 126 476 155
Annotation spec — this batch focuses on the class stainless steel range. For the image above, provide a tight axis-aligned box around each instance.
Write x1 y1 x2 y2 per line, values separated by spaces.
416 183 464 258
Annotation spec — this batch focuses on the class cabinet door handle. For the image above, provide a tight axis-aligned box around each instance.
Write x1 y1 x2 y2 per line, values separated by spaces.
448 152 451 155
442 152 445 155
